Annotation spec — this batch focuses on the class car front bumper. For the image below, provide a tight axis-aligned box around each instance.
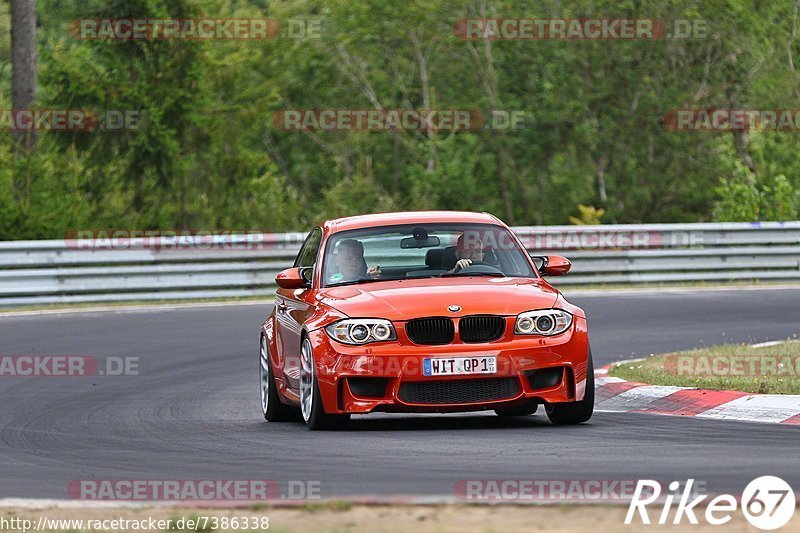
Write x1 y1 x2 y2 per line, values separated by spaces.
307 315 590 414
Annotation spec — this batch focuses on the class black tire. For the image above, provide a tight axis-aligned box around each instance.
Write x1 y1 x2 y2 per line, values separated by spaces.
545 348 594 425
494 402 539 417
260 335 296 422
300 337 350 431
305 377 351 431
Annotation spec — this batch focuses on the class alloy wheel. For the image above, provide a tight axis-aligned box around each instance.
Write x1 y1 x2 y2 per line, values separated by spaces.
300 338 314 422
259 336 270 415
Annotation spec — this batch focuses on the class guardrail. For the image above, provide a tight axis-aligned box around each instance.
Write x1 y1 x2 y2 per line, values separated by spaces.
0 222 798 306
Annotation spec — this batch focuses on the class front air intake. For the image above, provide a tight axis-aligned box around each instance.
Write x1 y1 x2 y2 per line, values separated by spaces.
347 377 389 398
398 377 520 404
525 367 564 390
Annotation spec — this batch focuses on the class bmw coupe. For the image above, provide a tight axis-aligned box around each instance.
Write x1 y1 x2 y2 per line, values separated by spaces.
259 211 593 429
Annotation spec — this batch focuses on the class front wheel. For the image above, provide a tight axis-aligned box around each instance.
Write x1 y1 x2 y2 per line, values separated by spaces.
545 348 594 425
300 337 350 430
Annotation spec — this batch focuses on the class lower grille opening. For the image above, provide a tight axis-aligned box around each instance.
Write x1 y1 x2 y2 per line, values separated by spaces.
398 377 520 404
347 377 389 399
525 367 564 390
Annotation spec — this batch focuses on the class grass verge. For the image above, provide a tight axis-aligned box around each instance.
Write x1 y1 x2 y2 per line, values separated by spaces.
610 337 800 394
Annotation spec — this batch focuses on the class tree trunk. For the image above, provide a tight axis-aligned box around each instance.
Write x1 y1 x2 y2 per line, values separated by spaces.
11 0 38 152
732 129 756 174
595 155 608 207
410 30 436 174
496 152 513 223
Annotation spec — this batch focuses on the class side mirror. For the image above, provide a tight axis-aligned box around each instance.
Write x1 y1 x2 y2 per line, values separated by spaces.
532 255 571 276
276 267 311 289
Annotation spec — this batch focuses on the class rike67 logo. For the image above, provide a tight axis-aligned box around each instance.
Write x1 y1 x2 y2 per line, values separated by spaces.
626 477 795 530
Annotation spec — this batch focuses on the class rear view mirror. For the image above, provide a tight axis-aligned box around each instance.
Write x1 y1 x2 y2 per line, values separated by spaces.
400 236 440 248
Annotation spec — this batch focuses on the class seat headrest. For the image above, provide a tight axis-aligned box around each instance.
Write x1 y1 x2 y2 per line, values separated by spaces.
425 248 444 269
441 246 458 270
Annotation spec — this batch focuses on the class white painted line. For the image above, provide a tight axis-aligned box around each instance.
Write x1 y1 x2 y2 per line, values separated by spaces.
605 357 648 372
750 339 799 349
0 299 275 318
614 357 648 365
696 394 800 424
0 498 156 509
750 340 786 348
595 385 686 412
595 376 626 385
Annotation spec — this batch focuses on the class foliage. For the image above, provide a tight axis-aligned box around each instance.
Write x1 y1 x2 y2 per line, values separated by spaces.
713 163 799 222
569 204 605 225
2 0 800 238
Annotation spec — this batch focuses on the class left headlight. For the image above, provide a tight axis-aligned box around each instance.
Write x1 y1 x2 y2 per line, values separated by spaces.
325 319 397 345
515 309 573 336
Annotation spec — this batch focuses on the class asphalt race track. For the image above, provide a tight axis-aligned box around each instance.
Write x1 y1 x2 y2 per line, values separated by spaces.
1 287 799 500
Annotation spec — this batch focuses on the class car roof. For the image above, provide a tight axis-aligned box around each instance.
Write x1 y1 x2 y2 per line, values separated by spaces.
321 211 503 233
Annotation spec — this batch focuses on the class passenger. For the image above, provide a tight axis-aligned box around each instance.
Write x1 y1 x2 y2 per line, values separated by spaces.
329 239 381 283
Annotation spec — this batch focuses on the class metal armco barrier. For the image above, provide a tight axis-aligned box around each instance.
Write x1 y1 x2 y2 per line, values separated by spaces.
0 222 798 306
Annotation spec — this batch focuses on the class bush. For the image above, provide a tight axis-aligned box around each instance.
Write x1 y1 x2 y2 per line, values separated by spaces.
761 175 799 221
713 169 798 222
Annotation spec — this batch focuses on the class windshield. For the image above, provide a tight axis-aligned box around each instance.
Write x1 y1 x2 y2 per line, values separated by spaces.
322 223 536 287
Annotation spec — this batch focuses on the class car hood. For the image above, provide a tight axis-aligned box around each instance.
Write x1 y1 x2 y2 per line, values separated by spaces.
316 277 559 320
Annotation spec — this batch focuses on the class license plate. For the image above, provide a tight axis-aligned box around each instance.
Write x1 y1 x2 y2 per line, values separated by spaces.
423 356 497 376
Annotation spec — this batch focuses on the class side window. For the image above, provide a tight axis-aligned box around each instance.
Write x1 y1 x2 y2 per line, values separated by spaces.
294 227 322 270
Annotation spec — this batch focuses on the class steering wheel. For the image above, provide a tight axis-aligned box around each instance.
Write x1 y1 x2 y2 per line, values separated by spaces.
456 262 504 275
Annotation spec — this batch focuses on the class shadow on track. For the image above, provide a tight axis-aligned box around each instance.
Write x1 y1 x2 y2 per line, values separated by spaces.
259 413 599 432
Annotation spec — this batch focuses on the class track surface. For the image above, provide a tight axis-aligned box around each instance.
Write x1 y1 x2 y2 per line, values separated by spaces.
0 287 799 499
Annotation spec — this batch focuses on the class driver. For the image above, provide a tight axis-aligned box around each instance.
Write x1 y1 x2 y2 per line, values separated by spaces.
449 233 485 273
329 239 381 283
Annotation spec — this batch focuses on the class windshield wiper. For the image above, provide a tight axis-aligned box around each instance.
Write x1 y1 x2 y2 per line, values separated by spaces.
440 271 505 278
326 278 389 287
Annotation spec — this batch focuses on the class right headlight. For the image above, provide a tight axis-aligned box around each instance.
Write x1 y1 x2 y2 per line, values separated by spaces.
324 318 397 345
514 309 573 336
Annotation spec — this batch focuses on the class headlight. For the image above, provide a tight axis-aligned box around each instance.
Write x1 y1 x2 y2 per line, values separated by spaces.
515 309 573 336
325 319 397 345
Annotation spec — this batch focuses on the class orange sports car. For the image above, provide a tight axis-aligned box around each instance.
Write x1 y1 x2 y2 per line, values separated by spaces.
259 211 593 429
